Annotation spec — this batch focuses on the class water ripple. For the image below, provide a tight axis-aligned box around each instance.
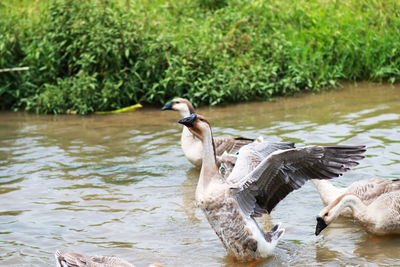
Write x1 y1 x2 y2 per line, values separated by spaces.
0 83 399 266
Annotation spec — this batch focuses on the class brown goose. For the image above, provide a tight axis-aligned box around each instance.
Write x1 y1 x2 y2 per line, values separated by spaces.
178 113 365 261
312 177 400 216
162 98 254 167
315 179 400 236
55 249 163 267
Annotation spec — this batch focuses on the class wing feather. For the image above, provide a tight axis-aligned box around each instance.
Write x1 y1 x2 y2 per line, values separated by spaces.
231 145 366 217
347 177 400 204
227 141 295 184
214 136 254 156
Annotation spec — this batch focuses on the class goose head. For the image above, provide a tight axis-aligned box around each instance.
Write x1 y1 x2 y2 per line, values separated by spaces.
315 194 355 235
178 113 211 142
161 98 195 117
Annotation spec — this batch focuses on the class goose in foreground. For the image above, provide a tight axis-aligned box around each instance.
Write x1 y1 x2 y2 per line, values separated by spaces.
162 98 254 167
315 179 400 236
178 113 366 261
312 177 400 217
55 249 164 267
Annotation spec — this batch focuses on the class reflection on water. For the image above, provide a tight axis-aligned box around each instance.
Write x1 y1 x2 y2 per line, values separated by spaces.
0 82 399 266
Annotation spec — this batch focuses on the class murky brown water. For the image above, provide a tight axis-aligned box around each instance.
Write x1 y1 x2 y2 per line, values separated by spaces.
0 82 399 266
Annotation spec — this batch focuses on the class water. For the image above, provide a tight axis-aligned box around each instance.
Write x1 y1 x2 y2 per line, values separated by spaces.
0 82 399 266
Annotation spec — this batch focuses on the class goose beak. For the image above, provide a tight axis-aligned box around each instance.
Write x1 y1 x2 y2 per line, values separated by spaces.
315 216 328 236
178 113 197 127
161 102 173 111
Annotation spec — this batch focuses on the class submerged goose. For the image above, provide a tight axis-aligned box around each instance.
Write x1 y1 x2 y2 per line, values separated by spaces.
178 113 365 261
312 177 400 216
55 249 163 267
315 179 400 236
162 98 254 167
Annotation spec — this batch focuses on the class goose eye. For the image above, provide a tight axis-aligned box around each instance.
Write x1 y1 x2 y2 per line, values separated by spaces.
235 152 239 155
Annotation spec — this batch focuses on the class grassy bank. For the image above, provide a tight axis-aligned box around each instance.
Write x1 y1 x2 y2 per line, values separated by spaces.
1 0 400 114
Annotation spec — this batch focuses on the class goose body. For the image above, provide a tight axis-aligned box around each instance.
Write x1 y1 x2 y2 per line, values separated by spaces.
55 249 134 267
196 176 282 259
178 113 366 261
162 98 254 167
312 177 400 216
55 249 163 267
315 187 400 236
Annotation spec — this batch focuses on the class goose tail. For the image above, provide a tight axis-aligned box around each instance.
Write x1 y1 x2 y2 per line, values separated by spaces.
257 223 285 258
265 223 285 243
55 249 66 267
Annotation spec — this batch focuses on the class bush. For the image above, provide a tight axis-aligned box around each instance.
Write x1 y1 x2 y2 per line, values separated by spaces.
18 0 172 114
0 17 26 110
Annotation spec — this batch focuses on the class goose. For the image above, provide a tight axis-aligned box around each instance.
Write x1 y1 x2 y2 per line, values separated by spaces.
55 249 163 267
178 113 365 261
312 177 400 217
315 179 400 236
162 98 254 167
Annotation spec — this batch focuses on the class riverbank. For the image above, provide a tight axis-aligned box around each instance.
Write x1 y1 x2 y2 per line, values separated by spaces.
1 0 400 114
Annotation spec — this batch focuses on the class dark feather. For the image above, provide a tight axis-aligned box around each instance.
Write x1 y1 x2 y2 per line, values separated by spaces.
214 136 254 156
231 145 366 216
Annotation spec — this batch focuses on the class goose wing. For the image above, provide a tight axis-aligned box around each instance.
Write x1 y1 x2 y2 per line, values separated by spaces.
226 141 296 184
229 145 366 217
347 177 400 204
214 136 255 156
218 152 238 178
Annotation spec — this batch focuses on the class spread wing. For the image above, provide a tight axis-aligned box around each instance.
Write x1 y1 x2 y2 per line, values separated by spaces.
214 136 254 156
226 141 296 184
229 145 366 217
220 141 295 180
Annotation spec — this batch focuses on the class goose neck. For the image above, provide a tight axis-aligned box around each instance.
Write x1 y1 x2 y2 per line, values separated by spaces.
334 194 366 219
179 109 191 118
198 130 218 187
312 179 344 206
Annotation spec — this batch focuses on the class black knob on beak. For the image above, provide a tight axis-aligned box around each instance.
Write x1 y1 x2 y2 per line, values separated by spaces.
161 102 173 111
178 113 197 127
315 216 328 236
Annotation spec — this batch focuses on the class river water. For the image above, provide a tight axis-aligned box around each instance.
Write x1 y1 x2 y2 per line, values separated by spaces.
0 82 399 266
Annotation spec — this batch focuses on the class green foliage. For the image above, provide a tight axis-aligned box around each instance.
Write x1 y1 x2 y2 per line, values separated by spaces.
18 0 171 114
1 0 400 114
0 17 25 109
198 0 227 10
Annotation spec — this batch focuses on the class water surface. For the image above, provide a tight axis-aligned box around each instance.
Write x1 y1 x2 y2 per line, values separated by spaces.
0 82 399 266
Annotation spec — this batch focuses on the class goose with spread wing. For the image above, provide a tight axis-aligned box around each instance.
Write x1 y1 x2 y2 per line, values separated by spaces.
178 113 366 261
315 178 400 236
162 98 254 167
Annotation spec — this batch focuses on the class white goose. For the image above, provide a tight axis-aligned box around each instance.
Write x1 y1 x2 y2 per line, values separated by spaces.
162 98 254 167
178 113 365 261
315 178 400 236
312 177 400 216
55 249 163 267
